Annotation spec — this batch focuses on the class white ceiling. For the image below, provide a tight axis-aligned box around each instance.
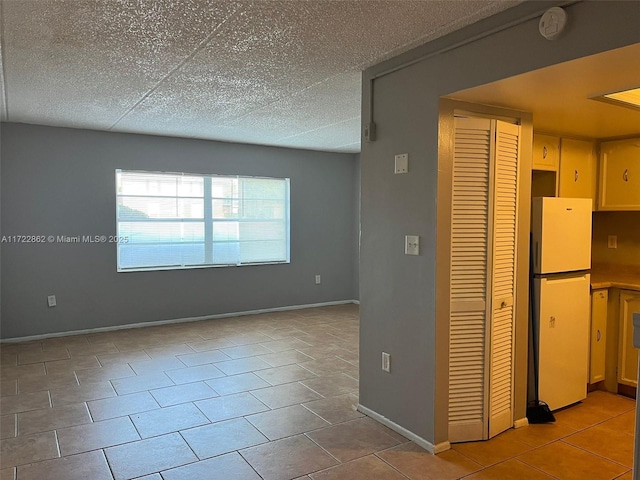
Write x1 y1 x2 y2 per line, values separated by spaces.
0 0 521 153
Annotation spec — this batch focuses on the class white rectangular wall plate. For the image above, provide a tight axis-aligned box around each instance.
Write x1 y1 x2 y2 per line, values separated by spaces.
405 235 419 255
47 295 57 307
394 153 408 174
382 352 391 372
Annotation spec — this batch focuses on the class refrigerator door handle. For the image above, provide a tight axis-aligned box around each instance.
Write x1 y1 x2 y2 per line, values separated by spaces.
543 274 590 284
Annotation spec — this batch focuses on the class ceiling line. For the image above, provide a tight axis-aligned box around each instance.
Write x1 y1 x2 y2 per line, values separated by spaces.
333 140 360 150
219 70 361 125
277 115 360 142
0 0 9 120
108 4 242 131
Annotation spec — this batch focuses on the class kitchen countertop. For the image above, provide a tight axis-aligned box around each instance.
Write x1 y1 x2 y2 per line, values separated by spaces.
591 264 640 291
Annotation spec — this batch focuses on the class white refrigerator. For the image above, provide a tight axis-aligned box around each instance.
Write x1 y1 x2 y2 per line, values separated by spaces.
531 197 592 411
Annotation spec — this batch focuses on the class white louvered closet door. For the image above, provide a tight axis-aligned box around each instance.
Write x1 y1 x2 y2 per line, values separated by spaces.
488 121 520 439
448 117 519 443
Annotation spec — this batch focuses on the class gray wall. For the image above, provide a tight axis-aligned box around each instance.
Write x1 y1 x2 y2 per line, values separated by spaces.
359 0 640 446
1 123 359 339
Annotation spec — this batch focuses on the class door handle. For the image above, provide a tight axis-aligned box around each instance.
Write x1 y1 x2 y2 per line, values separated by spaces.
574 169 578 182
543 146 547 159
501 301 507 308
597 329 601 342
623 169 628 182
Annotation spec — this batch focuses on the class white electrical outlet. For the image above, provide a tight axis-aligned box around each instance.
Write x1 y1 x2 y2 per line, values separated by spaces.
608 235 617 249
47 295 57 307
315 275 321 285
382 352 391 372
394 153 408 174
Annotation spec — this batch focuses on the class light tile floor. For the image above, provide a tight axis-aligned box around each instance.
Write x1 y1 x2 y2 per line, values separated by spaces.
0 304 635 479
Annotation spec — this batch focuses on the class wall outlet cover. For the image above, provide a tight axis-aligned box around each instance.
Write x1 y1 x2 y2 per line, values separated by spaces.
394 153 408 174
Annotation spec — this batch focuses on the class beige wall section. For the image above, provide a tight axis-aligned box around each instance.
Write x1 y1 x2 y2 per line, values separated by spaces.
436 99 532 443
592 211 640 268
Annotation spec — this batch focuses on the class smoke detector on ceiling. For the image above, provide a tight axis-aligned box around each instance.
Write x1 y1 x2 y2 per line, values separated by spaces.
539 7 567 41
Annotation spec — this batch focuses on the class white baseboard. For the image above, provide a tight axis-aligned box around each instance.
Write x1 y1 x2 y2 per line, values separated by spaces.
514 417 529 428
1 299 360 343
357 404 448 454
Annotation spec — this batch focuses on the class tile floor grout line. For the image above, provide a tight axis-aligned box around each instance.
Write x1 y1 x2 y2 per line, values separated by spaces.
53 428 61 458
557 438 634 469
236 448 266 480
302 431 344 465
101 447 118 480
371 451 414 479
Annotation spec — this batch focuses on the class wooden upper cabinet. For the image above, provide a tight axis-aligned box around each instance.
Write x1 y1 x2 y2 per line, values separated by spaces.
533 134 559 171
598 138 640 210
558 138 596 204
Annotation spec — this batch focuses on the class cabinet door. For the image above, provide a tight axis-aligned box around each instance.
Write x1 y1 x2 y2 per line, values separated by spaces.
590 289 607 383
617 290 640 387
533 134 559 172
599 139 640 210
559 138 596 203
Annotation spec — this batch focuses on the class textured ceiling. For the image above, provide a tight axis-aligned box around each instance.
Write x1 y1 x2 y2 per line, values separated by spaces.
0 0 520 153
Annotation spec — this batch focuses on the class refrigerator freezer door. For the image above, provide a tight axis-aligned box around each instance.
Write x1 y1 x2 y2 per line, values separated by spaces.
536 274 590 411
531 197 592 274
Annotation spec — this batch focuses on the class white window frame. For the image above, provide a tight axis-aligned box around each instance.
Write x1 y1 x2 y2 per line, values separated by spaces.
115 169 290 272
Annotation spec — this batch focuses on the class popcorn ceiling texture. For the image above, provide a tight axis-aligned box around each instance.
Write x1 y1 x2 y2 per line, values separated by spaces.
0 0 520 152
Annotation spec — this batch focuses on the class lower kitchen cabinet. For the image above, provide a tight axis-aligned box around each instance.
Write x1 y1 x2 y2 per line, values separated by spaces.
590 289 608 383
618 290 640 387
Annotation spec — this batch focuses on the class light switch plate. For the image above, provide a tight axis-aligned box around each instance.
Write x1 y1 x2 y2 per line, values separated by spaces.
405 235 419 255
382 352 391 372
47 295 57 307
394 153 408 174
608 235 617 249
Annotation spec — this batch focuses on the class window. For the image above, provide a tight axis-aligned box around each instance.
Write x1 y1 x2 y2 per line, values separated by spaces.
115 170 290 271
